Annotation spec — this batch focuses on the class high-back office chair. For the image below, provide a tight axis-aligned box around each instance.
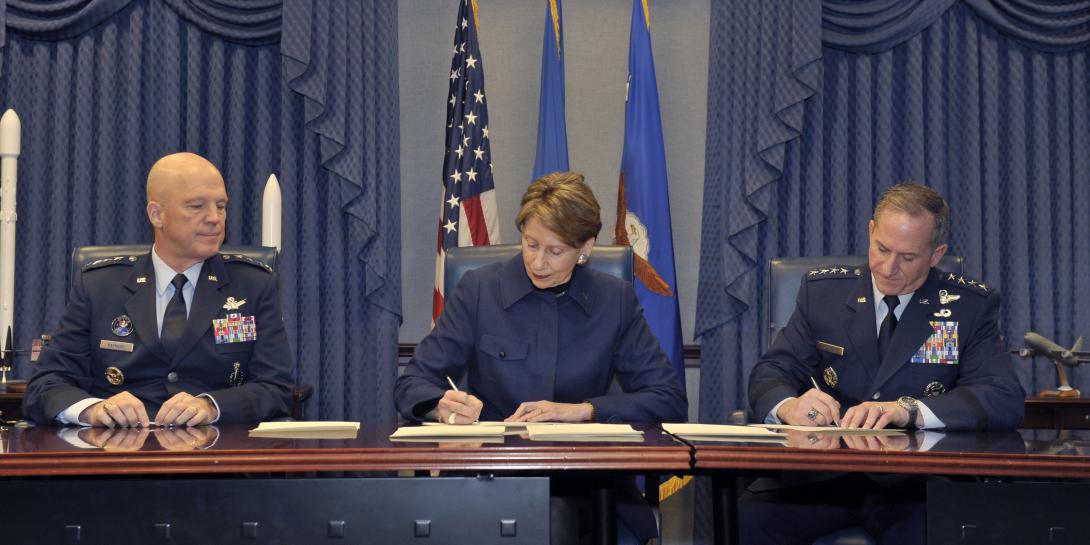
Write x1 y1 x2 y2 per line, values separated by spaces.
764 255 963 545
68 244 313 420
443 244 656 536
766 255 964 350
443 244 633 295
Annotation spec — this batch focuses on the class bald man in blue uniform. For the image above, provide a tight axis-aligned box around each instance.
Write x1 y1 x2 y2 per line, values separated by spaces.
743 183 1024 545
24 153 293 427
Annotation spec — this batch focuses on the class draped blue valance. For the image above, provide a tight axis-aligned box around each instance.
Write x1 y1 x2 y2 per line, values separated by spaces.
824 0 1090 53
0 0 279 44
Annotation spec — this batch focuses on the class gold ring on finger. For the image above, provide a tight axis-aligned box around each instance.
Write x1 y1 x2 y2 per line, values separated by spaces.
103 402 115 411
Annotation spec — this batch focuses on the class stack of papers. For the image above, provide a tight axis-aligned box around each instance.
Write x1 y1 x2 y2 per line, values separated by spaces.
389 424 506 442
390 422 645 442
524 423 644 442
249 421 360 439
662 423 787 443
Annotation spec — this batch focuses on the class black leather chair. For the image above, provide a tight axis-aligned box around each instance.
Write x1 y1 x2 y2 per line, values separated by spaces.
444 244 633 293
766 255 964 350
764 255 963 545
68 244 312 420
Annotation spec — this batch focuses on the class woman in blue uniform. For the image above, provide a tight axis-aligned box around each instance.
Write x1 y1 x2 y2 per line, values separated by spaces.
395 171 685 425
395 172 686 545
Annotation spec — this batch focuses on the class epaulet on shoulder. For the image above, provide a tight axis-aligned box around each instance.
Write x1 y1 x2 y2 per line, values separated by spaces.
939 270 991 296
81 255 138 272
805 265 861 281
221 253 273 273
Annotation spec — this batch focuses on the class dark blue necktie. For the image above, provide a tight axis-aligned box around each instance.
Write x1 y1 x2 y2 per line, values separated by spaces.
161 274 188 356
877 295 900 361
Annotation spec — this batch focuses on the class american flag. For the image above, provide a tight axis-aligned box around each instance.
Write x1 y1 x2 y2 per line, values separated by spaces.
434 0 501 322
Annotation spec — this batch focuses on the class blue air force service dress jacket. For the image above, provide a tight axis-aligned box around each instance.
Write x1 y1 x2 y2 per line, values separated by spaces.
24 251 294 424
749 265 1024 430
395 255 687 423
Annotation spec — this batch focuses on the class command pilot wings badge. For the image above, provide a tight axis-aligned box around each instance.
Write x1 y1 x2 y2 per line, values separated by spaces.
222 297 247 311
938 289 960 305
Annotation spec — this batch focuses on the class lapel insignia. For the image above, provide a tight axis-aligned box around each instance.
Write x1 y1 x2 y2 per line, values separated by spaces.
105 366 125 385
918 298 929 305
110 315 133 337
911 321 959 364
207 275 218 282
222 297 247 311
925 381 946 397
857 297 867 303
933 308 952 318
938 289 960 305
136 277 147 284
823 367 839 388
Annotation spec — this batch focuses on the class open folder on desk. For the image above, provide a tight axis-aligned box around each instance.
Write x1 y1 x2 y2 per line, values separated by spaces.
524 423 644 442
756 424 906 435
662 423 789 443
249 421 360 439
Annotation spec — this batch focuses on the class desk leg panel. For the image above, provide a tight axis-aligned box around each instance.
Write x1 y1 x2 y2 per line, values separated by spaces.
0 476 549 545
927 480 1090 545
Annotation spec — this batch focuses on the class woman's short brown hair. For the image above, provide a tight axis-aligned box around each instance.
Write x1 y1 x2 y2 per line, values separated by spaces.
515 172 602 247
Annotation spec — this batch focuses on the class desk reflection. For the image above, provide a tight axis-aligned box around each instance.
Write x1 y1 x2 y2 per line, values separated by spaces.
60 425 220 451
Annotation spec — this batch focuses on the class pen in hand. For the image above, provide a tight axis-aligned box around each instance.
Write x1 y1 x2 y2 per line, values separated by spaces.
444 375 479 424
810 376 839 426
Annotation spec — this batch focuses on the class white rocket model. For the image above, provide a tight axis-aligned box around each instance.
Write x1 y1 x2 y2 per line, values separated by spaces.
261 173 282 252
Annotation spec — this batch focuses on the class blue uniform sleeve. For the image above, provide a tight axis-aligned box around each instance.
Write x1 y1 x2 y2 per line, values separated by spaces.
920 289 1024 430
584 284 687 423
394 270 481 422
24 271 100 424
198 269 294 423
748 277 822 422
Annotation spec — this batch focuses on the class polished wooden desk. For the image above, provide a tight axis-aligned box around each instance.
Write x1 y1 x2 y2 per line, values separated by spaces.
690 429 1090 545
0 423 689 544
1023 396 1090 429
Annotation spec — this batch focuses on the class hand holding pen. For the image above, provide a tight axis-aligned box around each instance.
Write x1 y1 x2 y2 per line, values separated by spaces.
434 375 483 425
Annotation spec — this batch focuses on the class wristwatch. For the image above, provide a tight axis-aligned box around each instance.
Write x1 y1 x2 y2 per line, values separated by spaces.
896 396 919 429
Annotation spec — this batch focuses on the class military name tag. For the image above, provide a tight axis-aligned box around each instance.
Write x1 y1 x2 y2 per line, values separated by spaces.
213 313 257 344
816 341 845 356
99 340 134 352
911 321 959 364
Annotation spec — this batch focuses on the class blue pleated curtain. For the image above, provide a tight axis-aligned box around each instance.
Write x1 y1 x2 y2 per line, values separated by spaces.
0 0 401 422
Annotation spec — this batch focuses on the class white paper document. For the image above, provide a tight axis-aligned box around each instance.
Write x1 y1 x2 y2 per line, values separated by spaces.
249 421 360 439
662 423 788 442
389 424 506 441
524 423 644 442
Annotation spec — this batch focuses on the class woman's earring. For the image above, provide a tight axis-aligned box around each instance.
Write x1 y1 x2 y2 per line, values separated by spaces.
577 254 587 265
